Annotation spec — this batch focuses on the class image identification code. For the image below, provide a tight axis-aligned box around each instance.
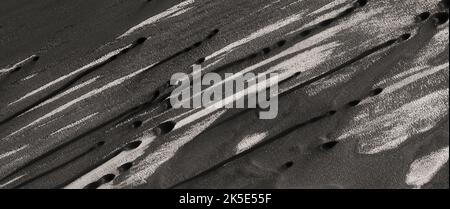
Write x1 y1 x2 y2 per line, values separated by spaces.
179 193 271 207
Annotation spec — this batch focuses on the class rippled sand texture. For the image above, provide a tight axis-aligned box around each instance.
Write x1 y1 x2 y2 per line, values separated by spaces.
0 0 448 189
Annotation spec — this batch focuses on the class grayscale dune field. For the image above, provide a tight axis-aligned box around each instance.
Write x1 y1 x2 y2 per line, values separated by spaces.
0 0 448 189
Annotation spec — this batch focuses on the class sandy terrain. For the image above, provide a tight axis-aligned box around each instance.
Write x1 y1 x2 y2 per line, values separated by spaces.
0 0 448 189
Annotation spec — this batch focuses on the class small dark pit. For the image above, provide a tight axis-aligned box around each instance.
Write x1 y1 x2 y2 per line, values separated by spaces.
327 110 337 116
400 33 411 41
123 141 143 151
320 141 339 150
276 40 287 47
118 162 134 172
354 0 368 7
154 121 176 135
134 37 147 45
262 47 271 54
416 12 431 22
132 120 143 128
280 161 294 170
347 100 361 107
84 181 102 189
100 174 116 184
432 12 449 25
369 88 383 96
196 57 206 64
95 141 106 148
207 29 220 39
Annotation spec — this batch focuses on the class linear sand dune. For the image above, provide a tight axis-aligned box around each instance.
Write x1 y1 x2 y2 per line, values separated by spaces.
0 0 448 189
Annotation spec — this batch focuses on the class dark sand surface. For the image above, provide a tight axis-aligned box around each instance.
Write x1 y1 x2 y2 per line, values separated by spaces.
0 0 448 189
